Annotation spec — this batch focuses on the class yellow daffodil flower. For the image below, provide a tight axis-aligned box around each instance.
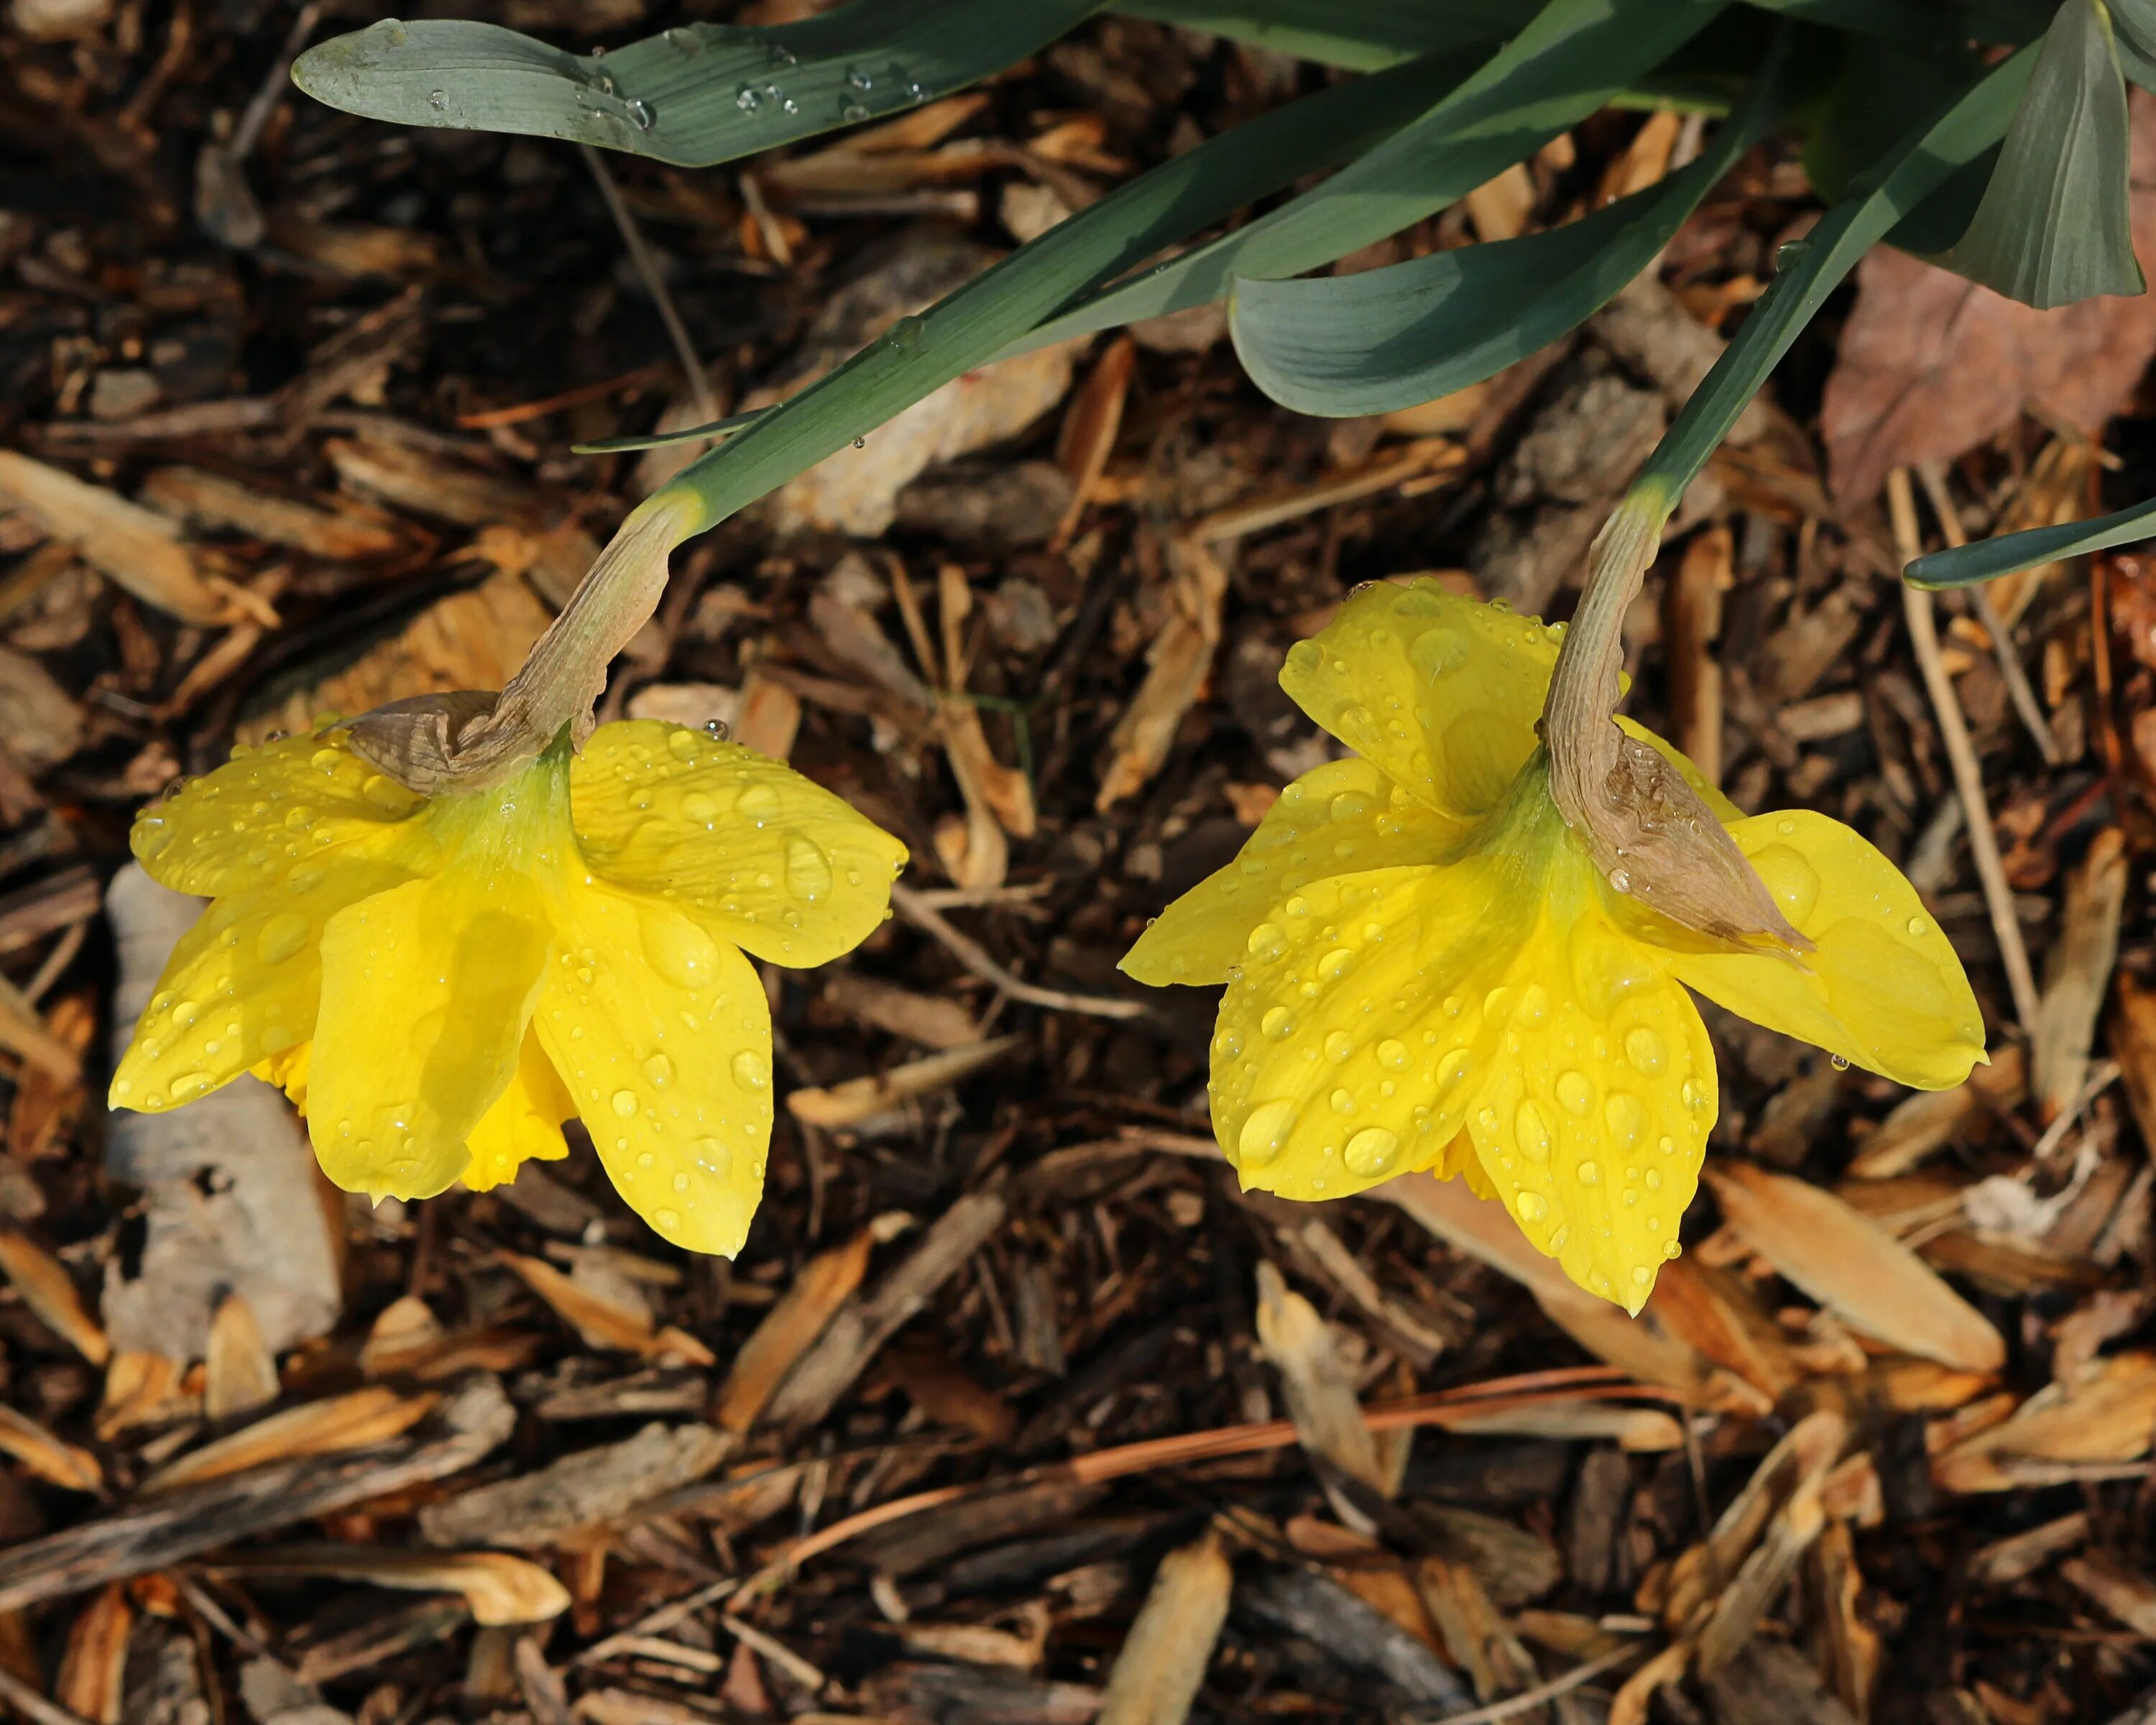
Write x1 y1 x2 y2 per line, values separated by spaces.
111 719 906 1256
1122 579 1984 1312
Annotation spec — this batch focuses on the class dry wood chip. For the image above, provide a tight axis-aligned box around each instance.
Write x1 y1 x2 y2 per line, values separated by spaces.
1097 535 1230 812
95 1352 193 1440
1465 160 1535 242
1704 1161 2006 1374
1254 1261 1388 1514
1933 1351 2156 1492
1095 1532 1232 1725
138 466 402 560
55 1583 129 1725
1284 1519 1441 1644
1664 523 1729 784
0 451 231 624
143 1386 438 1494
1967 1510 2089 1588
2032 828 2128 1121
820 973 981 1050
0 646 85 776
1385 1172 1759 1412
2063 1552 2156 1638
787 1035 1026 1128
496 1253 714 1365
1051 334 1135 551
1240 1568 1473 1712
1849 1044 2026 1178
420 1420 733 1549
0 1230 108 1365
1283 1217 1450 1371
1647 1259 1803 1405
1415 1556 1540 1709
763 1190 1006 1430
0 1404 102 1494
323 436 544 527
0 1376 512 1613
214 1545 570 1626
714 1221 895 1432
236 569 553 745
204 1292 281 1422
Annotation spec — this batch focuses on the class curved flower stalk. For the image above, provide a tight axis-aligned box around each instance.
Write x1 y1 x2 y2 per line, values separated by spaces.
111 719 906 1256
1122 580 1984 1312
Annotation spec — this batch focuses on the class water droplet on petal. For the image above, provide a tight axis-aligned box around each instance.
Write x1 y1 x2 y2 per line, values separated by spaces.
642 1054 674 1088
1515 1100 1551 1162
1238 1100 1296 1167
1516 1191 1549 1223
784 834 832 902
1623 1026 1665 1075
1342 1126 1400 1177
256 913 308 965
1555 1070 1592 1116
732 1049 770 1090
1377 1039 1407 1071
611 1089 638 1118
1576 1159 1601 1185
1261 1006 1295 1041
1324 1031 1352 1063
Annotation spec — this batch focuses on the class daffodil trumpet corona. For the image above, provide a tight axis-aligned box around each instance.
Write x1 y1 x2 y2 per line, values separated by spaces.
1121 577 1984 1312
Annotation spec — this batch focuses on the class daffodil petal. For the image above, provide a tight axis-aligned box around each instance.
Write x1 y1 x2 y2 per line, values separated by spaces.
1210 860 1537 1202
1667 810 1986 1090
252 1041 312 1110
533 883 773 1257
463 1034 574 1192
1459 905 1717 1315
571 721 906 968
132 733 427 898
307 875 550 1202
1279 579 1567 821
110 852 412 1114
1122 758 1465 986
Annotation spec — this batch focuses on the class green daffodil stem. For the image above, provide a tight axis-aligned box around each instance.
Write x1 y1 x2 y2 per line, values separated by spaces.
347 489 707 794
1542 484 1807 952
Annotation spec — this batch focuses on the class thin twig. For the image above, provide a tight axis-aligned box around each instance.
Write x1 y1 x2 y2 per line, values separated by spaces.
1415 1643 1645 1724
1888 469 2042 1033
0 1665 96 1725
890 883 1145 1020
1915 463 2060 766
580 146 722 427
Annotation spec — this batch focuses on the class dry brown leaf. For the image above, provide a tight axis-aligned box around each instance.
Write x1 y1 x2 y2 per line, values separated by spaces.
1821 94 2156 502
215 1545 571 1626
786 1036 1025 1128
1658 1409 1846 1636
1095 1532 1233 1725
1051 334 1135 551
323 435 545 526
0 1230 109 1365
96 1351 193 1440
1849 1045 2027 1178
142 1385 438 1493
361 1294 448 1378
1464 162 1535 242
1933 1351 2156 1492
714 1222 896 1431
821 973 981 1050
55 1583 129 1724
1705 1162 2005 1374
205 1292 281 1422
498 1253 715 1365
0 450 231 624
0 1403 102 1494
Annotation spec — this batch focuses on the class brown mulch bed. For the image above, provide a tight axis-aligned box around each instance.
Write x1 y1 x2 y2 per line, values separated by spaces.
1 7 2156 1724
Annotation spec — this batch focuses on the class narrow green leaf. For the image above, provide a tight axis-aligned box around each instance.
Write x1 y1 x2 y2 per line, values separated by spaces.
292 0 1101 169
1906 492 2156 587
653 51 1468 531
1112 0 1516 70
1228 35 1791 418
1939 0 2144 308
1003 0 1731 362
2106 0 2156 87
1636 43 2039 508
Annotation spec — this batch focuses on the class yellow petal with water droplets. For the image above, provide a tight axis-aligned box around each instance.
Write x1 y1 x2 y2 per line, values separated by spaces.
1210 859 1537 1202
1457 875 1718 1315
131 733 428 898
307 873 551 1202
1279 579 1565 822
462 1034 574 1192
534 883 773 1257
1122 758 1465 986
1667 810 1985 1090
571 721 907 969
111 855 412 1116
